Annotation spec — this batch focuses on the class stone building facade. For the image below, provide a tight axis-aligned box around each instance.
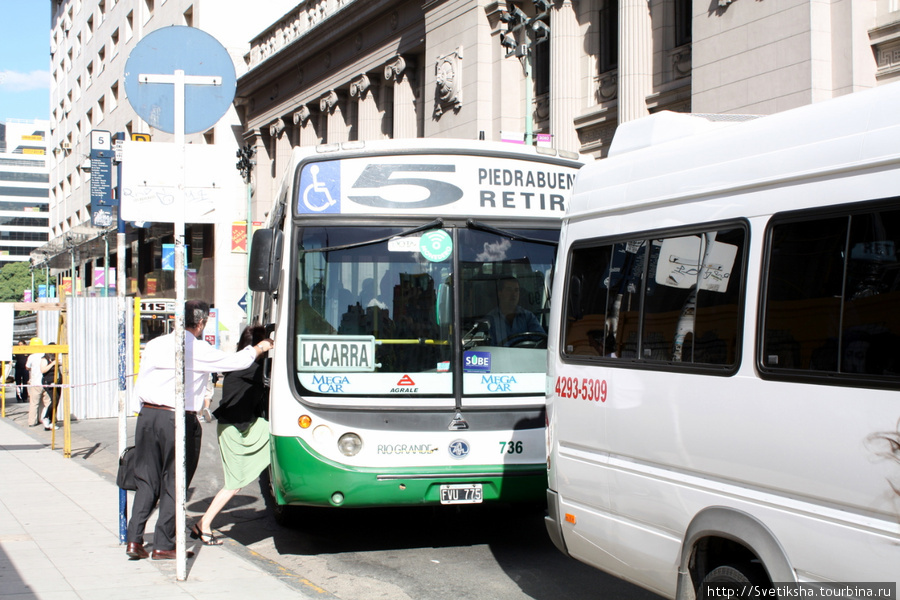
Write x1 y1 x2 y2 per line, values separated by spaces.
237 0 900 212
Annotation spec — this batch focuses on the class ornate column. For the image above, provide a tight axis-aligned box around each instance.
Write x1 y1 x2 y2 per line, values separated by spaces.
385 56 417 139
293 105 319 147
269 117 292 171
351 73 383 141
618 0 652 123
321 90 348 143
550 0 581 152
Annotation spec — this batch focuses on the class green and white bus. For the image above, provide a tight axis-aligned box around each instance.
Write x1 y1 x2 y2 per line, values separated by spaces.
249 139 583 512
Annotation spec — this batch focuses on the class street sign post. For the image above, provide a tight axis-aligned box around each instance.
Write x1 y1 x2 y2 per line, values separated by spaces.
90 130 115 228
122 26 236 580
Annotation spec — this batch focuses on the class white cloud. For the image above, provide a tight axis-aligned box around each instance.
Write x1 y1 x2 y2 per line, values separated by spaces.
0 70 51 91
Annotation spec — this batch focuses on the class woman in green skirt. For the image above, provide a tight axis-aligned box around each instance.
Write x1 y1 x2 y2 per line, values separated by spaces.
191 325 272 545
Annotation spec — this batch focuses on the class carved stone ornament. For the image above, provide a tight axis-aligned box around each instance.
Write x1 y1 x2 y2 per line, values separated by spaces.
434 47 463 117
672 48 691 78
293 105 311 125
598 72 617 101
320 90 339 112
350 74 371 98
269 118 286 137
384 56 407 81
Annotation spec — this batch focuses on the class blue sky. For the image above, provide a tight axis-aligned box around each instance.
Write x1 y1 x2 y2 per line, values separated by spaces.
0 2 51 123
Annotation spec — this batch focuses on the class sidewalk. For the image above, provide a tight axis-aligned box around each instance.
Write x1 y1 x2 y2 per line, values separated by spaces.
0 401 330 599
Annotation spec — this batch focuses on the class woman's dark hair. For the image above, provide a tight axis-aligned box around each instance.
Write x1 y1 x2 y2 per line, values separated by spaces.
237 325 268 351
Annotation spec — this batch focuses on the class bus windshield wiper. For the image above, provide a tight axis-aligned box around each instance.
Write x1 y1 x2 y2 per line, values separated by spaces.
466 219 558 247
301 218 445 253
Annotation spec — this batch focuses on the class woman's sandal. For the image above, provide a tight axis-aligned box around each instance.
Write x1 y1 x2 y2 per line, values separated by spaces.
190 522 223 546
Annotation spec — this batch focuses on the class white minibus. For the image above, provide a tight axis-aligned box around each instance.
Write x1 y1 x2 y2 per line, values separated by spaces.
545 83 900 598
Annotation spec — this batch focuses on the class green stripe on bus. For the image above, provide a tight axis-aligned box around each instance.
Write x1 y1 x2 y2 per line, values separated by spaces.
270 435 547 508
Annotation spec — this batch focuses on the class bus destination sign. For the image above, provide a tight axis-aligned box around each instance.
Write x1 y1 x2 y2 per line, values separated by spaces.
297 335 376 372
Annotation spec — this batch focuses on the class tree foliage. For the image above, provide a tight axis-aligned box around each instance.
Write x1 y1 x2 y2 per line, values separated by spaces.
0 262 45 303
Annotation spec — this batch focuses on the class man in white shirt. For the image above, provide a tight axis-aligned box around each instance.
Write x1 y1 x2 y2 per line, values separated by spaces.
125 300 273 561
25 338 55 428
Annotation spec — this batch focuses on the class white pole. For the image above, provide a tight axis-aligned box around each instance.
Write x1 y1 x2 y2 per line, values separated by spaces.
136 67 221 581
172 68 188 581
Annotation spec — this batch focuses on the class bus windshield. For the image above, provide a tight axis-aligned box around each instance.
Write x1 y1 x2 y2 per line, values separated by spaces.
292 224 558 399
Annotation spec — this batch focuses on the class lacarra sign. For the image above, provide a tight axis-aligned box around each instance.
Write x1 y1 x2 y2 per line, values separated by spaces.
297 335 376 372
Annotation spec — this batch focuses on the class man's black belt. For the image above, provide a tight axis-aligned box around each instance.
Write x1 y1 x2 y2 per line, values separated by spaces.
142 402 198 416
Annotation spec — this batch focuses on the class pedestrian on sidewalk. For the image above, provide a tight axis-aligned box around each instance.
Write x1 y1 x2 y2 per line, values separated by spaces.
41 355 61 429
14 341 28 403
125 300 274 561
25 338 55 429
191 325 272 545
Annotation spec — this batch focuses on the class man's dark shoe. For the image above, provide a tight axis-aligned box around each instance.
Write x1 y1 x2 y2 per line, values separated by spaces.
126 542 149 560
151 548 194 560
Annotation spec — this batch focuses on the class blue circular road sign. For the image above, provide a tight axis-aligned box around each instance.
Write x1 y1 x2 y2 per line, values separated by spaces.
124 26 236 135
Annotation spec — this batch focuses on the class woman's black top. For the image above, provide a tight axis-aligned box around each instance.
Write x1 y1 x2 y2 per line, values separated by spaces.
212 358 266 431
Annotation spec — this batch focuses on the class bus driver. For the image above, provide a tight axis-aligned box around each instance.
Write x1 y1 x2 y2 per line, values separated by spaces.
484 277 544 346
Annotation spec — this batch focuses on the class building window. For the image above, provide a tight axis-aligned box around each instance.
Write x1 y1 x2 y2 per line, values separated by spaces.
110 82 119 112
183 5 193 27
533 30 550 97
599 0 618 74
143 0 154 25
126 11 134 41
111 28 119 57
674 0 691 47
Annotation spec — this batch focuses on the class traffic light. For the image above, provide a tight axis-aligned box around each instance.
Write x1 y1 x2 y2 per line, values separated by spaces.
235 145 256 183
533 0 552 14
501 4 528 25
500 30 518 56
532 20 550 44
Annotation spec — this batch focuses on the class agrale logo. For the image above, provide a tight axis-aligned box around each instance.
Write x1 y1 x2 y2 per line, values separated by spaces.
391 375 418 393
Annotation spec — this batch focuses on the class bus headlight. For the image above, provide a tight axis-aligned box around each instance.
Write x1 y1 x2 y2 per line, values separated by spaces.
338 433 362 457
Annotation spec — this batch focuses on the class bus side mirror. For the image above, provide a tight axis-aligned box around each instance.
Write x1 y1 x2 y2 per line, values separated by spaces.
249 229 284 292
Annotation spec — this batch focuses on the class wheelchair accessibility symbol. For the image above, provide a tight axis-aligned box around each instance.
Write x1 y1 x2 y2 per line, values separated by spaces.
299 162 340 213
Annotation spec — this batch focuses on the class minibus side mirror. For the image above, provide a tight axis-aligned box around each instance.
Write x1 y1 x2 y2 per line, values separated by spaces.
248 229 284 292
